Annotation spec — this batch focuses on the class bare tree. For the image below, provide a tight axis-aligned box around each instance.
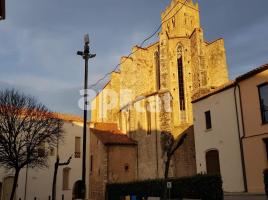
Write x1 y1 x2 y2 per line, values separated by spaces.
52 155 72 200
161 131 187 200
161 132 187 179
0 89 64 200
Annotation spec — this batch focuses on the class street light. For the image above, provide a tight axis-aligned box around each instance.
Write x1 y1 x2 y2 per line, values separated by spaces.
0 0 5 20
74 34 96 199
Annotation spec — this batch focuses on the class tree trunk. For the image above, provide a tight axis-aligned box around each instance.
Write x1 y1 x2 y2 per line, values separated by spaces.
52 156 59 200
163 155 171 200
164 155 171 179
10 169 20 200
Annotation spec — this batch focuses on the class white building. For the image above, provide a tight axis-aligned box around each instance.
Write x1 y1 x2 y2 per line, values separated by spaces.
0 114 89 200
192 82 245 193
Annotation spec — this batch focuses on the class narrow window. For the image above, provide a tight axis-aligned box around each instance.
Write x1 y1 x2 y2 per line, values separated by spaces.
119 113 122 131
38 142 46 157
90 155 93 174
124 164 129 172
205 111 212 129
263 138 268 160
146 102 151 136
172 17 176 28
154 51 161 90
75 137 81 158
178 57 185 111
62 168 70 190
50 147 55 156
0 182 2 200
258 83 268 124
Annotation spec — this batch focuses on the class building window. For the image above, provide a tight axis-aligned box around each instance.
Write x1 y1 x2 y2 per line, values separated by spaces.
75 137 81 158
263 138 268 160
49 147 55 156
146 102 151 136
205 111 212 130
124 164 129 172
258 83 268 124
0 182 2 200
62 168 70 190
178 57 185 111
154 51 161 90
90 155 93 174
172 17 176 28
38 142 46 157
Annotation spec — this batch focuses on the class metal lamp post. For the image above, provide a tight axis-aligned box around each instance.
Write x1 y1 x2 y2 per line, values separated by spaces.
76 34 96 199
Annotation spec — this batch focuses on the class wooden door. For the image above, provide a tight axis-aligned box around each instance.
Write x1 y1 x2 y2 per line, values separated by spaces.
2 177 15 200
206 150 221 175
0 182 2 200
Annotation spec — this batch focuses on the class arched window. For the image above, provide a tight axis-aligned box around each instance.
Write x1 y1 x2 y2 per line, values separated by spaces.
177 45 186 112
62 168 71 190
206 150 221 175
154 51 161 90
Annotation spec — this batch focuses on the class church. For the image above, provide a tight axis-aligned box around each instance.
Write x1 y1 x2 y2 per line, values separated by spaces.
91 0 229 184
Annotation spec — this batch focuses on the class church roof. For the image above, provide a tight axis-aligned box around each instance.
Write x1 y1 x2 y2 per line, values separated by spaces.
90 127 137 146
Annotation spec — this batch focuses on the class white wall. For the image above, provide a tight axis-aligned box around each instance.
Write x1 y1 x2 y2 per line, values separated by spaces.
193 87 245 192
0 121 90 200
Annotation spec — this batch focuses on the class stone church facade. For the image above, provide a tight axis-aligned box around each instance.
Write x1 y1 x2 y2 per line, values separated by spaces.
91 0 229 180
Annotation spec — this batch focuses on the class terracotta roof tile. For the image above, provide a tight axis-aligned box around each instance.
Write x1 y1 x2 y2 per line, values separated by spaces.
93 122 118 131
90 128 137 146
53 113 83 122
0 106 83 122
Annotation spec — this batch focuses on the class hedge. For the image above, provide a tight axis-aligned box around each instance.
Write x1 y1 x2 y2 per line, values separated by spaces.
264 169 268 197
106 174 223 200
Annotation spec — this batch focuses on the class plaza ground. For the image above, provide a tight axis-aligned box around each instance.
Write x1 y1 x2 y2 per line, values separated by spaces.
224 194 266 200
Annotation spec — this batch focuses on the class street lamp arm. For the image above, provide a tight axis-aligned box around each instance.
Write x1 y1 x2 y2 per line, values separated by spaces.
77 51 84 56
89 54 96 58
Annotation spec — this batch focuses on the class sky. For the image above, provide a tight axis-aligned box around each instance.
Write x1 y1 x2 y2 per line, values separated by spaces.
0 0 268 116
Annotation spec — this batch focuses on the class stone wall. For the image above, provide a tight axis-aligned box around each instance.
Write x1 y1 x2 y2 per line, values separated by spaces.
206 39 229 87
173 125 196 177
89 132 107 200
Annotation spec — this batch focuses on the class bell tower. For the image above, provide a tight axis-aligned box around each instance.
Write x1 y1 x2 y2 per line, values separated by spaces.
161 0 200 37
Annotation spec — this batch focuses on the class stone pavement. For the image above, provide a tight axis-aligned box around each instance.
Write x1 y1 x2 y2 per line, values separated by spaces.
148 195 267 200
224 195 266 200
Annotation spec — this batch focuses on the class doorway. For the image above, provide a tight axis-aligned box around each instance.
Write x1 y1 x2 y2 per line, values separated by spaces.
2 177 15 200
206 150 221 175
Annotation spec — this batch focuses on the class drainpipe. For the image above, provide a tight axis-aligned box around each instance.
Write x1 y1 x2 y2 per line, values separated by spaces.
234 84 248 192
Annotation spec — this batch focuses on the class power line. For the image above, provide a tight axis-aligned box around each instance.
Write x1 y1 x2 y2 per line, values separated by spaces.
88 0 190 89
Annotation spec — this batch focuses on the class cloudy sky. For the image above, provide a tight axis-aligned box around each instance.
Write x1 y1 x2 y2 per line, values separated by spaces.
0 0 268 115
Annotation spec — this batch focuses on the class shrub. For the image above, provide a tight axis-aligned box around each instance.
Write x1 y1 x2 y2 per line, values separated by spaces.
106 174 223 200
263 169 268 197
